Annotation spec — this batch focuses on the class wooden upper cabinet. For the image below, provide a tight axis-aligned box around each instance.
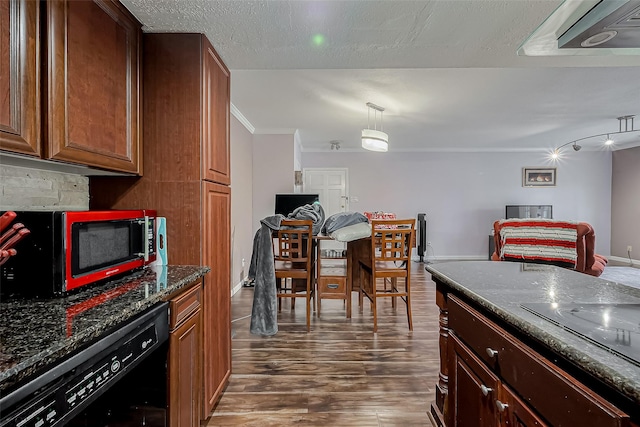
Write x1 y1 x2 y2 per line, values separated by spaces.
0 0 41 156
202 38 230 185
45 0 141 174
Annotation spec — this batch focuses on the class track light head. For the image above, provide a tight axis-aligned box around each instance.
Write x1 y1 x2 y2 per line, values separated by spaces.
572 143 582 151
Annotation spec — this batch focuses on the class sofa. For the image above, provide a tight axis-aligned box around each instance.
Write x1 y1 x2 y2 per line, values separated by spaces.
491 219 608 277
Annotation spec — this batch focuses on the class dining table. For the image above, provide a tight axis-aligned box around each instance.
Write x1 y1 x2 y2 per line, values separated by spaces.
317 230 416 317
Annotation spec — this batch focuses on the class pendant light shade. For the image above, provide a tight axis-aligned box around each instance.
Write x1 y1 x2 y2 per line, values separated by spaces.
361 129 388 152
362 102 388 152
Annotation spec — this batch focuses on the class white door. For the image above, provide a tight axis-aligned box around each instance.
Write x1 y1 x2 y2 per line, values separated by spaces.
303 168 348 249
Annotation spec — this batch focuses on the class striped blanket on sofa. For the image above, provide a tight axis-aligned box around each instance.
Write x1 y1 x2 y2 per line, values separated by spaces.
498 219 578 268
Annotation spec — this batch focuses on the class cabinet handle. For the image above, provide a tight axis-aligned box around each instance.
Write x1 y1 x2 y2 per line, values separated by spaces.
328 284 339 289
496 400 509 412
486 347 499 358
480 385 493 396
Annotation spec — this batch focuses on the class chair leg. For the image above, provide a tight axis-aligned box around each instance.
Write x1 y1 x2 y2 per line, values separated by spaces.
306 283 311 332
391 278 397 309
372 291 378 333
277 278 282 312
406 278 413 331
358 264 365 313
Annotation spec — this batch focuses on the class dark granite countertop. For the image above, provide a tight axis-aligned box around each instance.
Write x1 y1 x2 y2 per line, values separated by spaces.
0 265 209 394
426 261 640 405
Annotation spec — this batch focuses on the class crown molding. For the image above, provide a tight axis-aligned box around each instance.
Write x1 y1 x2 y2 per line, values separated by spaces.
230 103 255 134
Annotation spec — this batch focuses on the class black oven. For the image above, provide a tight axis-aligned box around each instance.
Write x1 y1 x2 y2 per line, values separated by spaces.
0 303 169 427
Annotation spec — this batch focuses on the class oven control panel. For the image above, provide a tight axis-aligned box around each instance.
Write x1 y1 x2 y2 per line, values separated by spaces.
0 303 168 427
63 325 157 412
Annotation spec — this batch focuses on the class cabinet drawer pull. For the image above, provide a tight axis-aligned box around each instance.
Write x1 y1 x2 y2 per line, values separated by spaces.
496 400 509 412
486 347 498 358
328 284 339 289
480 385 493 396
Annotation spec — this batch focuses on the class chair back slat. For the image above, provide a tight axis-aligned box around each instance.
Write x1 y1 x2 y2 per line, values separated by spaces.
371 219 415 263
274 220 313 265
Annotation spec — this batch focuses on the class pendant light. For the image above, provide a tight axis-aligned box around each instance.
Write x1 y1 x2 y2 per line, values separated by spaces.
362 102 388 152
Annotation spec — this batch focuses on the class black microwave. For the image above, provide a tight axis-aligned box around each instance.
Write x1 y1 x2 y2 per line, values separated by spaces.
0 210 156 297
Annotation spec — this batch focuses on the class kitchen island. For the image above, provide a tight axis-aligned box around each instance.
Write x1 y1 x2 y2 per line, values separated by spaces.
0 265 209 395
427 261 640 427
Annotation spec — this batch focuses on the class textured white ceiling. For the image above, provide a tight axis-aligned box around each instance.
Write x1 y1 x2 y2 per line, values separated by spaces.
120 0 640 152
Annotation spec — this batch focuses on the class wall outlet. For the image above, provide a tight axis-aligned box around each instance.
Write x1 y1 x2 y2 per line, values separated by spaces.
628 246 633 253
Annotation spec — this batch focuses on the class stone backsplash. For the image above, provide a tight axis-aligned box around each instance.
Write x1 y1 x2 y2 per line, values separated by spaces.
0 164 89 211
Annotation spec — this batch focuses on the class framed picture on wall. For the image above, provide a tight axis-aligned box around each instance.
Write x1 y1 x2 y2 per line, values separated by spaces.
522 167 556 187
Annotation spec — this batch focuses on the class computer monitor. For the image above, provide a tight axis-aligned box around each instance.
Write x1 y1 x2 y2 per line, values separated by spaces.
275 194 319 216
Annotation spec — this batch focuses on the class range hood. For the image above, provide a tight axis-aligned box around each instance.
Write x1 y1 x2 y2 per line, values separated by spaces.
558 0 640 48
518 0 640 56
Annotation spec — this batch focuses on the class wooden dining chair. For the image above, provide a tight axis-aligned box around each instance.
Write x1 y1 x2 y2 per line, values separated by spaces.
359 219 415 332
273 219 315 332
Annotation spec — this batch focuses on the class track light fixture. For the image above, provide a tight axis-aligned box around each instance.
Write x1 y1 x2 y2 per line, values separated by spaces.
551 115 638 159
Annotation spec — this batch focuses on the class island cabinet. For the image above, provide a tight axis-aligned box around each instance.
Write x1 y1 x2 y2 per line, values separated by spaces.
1 0 142 174
167 280 202 427
90 32 231 422
434 288 631 427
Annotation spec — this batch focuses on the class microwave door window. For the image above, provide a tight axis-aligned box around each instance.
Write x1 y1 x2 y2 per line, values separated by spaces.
72 221 142 276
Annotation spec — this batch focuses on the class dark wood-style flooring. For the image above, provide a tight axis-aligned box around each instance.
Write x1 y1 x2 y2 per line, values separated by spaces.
207 262 438 426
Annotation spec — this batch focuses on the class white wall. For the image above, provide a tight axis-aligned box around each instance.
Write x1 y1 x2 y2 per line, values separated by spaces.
611 146 640 261
302 150 612 259
252 134 296 229
230 116 255 291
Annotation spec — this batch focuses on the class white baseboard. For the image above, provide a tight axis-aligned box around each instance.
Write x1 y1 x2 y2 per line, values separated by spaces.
607 255 639 267
232 278 246 297
412 255 487 263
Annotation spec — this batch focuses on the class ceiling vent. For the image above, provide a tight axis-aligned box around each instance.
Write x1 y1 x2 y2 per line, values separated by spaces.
558 0 640 49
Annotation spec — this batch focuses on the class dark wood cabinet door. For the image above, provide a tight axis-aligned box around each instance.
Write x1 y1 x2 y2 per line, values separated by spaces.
202 37 230 185
46 0 141 173
499 384 548 427
0 0 40 156
201 181 231 417
169 309 202 427
448 333 499 427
